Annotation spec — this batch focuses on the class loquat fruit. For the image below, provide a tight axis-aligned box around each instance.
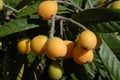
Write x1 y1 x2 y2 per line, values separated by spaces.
37 1 58 21
31 35 48 55
110 0 120 9
77 30 97 50
45 37 67 60
63 40 75 59
73 46 94 65
17 38 31 54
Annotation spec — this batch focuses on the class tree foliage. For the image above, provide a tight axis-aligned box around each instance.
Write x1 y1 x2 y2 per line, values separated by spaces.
0 0 120 80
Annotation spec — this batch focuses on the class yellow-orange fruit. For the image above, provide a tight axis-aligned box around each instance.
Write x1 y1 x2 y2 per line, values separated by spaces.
73 46 94 65
77 30 97 50
31 35 48 55
45 37 67 60
110 1 120 9
17 38 31 54
0 0 3 11
63 40 74 59
37 1 58 21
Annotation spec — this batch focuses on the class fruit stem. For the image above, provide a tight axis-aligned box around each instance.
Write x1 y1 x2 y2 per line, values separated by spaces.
49 15 88 38
57 0 83 12
60 20 64 38
55 15 88 30
49 15 56 38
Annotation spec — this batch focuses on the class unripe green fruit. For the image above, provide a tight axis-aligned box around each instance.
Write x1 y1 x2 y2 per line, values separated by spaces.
48 62 63 80
0 0 3 11
110 1 120 9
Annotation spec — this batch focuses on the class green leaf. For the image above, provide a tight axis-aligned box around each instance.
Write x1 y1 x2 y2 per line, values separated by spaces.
27 52 36 64
70 73 78 80
72 8 120 23
3 0 21 8
0 19 38 38
98 36 120 80
16 1 41 18
88 21 120 32
94 51 109 79
84 62 96 79
15 0 34 10
101 33 120 56
69 0 82 7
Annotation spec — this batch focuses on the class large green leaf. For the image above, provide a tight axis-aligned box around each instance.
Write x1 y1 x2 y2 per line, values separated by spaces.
93 51 110 79
88 21 120 32
71 8 120 33
15 0 34 10
84 62 96 79
0 19 38 38
101 34 120 56
98 35 120 80
72 8 120 23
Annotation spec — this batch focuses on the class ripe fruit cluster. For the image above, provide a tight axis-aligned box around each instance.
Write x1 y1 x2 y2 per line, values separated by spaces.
17 30 98 79
30 35 74 60
72 30 97 65
37 0 58 21
17 30 98 64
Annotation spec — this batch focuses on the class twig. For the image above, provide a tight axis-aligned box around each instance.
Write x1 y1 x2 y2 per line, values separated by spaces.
55 15 88 30
3 3 19 13
57 0 83 12
60 20 64 38
49 15 88 38
49 15 56 38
